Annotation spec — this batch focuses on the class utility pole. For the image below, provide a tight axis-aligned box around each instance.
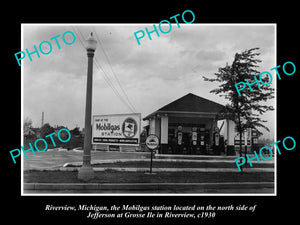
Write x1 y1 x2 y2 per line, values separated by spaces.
41 112 44 128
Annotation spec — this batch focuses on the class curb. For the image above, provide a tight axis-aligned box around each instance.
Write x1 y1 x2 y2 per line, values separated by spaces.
60 167 274 173
24 182 274 191
63 158 274 167
25 167 274 173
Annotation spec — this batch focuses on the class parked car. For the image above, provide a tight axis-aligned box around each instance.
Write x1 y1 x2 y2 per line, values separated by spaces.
72 147 83 152
57 147 68 152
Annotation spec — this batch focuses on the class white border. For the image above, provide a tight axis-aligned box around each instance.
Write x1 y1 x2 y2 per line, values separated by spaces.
21 23 277 196
21 24 24 195
274 24 277 196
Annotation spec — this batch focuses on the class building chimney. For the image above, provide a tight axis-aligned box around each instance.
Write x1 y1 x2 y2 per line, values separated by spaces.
41 112 44 128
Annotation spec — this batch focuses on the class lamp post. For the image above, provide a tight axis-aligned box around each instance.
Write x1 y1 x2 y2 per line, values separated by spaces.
78 32 97 181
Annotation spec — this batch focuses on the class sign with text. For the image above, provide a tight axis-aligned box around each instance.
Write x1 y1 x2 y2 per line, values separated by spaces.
92 113 141 146
146 134 159 150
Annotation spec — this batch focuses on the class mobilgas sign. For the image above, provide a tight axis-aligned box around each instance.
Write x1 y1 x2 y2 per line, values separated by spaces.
92 113 141 146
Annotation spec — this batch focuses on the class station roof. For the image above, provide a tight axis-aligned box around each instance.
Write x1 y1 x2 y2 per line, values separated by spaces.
143 93 225 120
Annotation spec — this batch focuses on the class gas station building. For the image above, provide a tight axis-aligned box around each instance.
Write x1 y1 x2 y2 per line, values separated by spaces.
143 93 254 155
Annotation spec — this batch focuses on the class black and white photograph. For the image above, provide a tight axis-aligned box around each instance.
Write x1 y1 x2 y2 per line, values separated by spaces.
4 4 299 225
21 24 276 195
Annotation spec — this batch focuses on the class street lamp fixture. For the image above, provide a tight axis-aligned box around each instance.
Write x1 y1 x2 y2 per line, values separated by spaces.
78 32 97 181
85 32 97 51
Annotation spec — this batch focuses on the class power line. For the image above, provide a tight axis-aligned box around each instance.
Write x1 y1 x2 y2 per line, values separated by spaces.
72 26 119 93
93 59 136 113
92 26 137 113
72 26 136 113
71 26 86 49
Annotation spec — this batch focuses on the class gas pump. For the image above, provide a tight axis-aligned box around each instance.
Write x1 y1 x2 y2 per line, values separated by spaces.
251 129 258 152
199 127 206 154
215 133 220 146
191 127 197 154
192 131 197 146
213 127 220 155
192 128 197 146
177 126 183 145
176 125 183 154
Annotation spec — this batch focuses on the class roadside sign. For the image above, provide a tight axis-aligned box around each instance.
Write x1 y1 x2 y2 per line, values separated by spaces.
92 113 141 146
145 134 159 174
146 134 159 150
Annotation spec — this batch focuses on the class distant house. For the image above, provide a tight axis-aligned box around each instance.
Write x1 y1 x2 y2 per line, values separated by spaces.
24 127 36 137
24 127 42 138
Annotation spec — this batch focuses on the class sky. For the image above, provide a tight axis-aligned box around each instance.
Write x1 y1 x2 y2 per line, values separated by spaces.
22 24 276 139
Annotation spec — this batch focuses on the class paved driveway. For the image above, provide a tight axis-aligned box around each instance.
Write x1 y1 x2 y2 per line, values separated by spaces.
23 150 150 170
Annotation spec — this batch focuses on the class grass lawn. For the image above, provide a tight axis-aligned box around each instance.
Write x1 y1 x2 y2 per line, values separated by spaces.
90 161 273 168
24 170 274 183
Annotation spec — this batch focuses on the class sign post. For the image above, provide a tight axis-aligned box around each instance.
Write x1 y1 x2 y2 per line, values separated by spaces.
150 150 153 174
145 134 159 174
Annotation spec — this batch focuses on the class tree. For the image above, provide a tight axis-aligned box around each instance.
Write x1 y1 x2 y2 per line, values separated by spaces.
203 48 274 172
70 127 81 136
40 123 55 138
24 117 33 129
